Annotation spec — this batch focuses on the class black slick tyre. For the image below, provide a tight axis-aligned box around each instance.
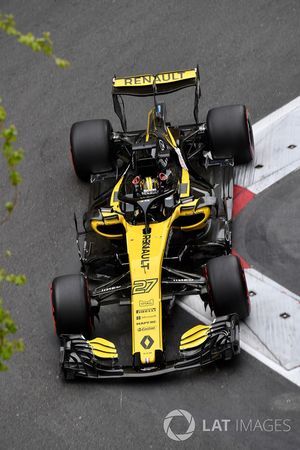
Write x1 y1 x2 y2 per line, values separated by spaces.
70 119 113 181
207 105 254 165
206 255 250 320
51 274 91 336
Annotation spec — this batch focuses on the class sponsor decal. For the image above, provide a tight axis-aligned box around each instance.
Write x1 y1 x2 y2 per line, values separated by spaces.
136 314 156 321
137 326 155 332
139 298 154 307
136 308 156 314
141 232 151 271
122 72 186 86
136 320 156 327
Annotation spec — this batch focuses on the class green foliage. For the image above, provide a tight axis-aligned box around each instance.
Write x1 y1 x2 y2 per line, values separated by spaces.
0 268 27 285
0 107 24 220
0 13 70 68
0 298 24 371
54 57 71 68
0 103 6 121
0 267 26 370
0 13 70 370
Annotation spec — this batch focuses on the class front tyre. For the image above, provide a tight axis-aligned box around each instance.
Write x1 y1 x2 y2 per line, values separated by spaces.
206 255 250 320
51 274 92 336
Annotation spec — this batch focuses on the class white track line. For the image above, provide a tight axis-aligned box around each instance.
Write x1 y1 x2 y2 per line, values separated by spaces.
180 97 300 386
178 296 300 388
235 96 300 193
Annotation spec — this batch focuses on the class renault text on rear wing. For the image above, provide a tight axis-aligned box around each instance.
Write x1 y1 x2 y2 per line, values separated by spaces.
112 68 199 96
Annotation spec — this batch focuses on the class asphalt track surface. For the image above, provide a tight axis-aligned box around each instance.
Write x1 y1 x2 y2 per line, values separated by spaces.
234 168 300 295
0 1 300 449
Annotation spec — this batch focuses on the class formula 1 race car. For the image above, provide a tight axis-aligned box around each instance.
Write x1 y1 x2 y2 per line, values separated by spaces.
51 67 254 379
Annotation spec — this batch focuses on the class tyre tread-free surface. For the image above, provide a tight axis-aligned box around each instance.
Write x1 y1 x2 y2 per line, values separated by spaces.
70 119 113 181
207 104 254 164
207 255 250 319
52 274 91 336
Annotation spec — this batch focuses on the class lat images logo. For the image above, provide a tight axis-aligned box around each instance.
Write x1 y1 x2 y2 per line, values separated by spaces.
163 409 195 441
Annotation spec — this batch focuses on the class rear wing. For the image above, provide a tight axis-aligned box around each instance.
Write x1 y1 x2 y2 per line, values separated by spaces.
112 66 201 131
112 68 199 96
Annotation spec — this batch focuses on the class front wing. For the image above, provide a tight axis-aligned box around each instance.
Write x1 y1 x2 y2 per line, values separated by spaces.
59 314 240 380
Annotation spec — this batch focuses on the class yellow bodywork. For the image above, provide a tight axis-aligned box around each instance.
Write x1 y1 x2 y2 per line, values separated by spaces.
88 337 118 359
113 69 197 88
89 116 211 364
90 178 211 364
180 324 210 351
145 106 180 149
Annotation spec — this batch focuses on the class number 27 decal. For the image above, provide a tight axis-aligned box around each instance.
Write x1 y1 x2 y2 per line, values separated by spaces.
132 278 158 295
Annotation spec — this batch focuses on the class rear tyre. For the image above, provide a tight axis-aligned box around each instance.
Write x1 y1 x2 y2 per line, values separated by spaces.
207 105 254 165
206 255 250 320
70 119 113 182
51 274 91 336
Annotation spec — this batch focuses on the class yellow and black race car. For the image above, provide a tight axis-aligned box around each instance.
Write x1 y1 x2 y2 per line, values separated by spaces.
51 67 254 379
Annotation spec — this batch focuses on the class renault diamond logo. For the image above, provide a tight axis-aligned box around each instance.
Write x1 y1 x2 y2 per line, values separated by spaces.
140 335 154 349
